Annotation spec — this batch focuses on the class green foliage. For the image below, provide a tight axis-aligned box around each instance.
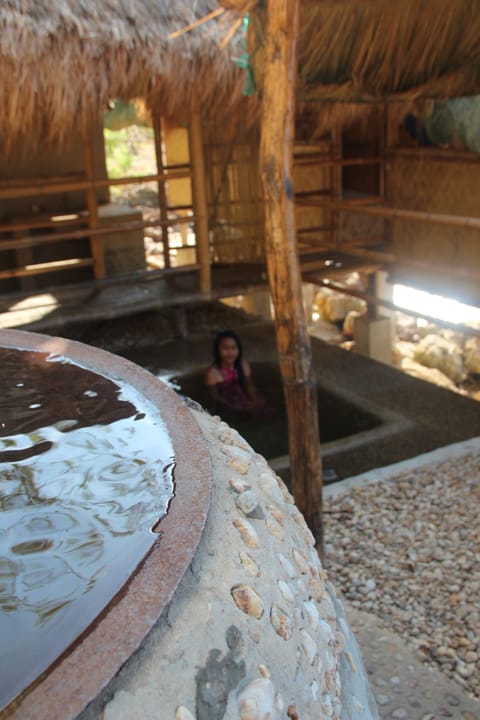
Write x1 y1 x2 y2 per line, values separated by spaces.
104 128 134 179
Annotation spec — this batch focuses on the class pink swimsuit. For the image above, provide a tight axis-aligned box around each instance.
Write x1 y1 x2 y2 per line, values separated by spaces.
221 366 239 385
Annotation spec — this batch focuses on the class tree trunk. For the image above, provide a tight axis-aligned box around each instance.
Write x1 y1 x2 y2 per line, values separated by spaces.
259 0 323 547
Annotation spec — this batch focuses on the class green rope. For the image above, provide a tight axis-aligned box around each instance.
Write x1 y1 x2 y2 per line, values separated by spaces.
233 14 256 96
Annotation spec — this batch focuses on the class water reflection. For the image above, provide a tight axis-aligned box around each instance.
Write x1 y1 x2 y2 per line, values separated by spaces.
0 348 175 710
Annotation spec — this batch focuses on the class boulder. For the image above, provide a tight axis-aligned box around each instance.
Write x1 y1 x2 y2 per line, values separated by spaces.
314 290 365 324
413 334 466 384
392 340 416 365
401 357 461 393
464 337 480 375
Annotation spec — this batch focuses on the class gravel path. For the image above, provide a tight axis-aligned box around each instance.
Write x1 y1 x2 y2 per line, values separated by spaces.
323 448 480 701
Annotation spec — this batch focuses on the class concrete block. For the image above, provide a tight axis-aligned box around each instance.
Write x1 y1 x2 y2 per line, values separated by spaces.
98 203 145 276
354 315 393 365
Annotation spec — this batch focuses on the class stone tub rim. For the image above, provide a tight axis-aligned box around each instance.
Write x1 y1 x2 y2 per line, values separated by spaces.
0 328 212 720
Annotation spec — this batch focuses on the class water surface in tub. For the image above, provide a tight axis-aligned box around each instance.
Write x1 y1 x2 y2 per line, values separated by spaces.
0 347 174 710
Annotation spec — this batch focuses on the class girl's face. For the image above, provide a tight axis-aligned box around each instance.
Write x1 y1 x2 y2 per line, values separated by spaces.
218 337 239 366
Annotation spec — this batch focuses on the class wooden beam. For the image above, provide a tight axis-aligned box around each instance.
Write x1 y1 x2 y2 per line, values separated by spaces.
260 0 322 546
152 113 171 269
83 135 105 279
189 109 211 296
294 156 381 168
297 196 480 231
0 214 84 235
330 126 342 246
0 258 93 280
0 170 193 200
0 216 195 252
387 146 480 164
379 105 387 203
342 194 382 206
297 225 333 235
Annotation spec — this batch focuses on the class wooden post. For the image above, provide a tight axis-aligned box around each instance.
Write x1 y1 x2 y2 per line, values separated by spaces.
83 135 105 279
189 109 211 296
330 125 343 247
259 0 323 546
152 113 171 269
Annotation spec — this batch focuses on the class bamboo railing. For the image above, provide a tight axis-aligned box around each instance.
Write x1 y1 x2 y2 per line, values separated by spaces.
0 154 201 289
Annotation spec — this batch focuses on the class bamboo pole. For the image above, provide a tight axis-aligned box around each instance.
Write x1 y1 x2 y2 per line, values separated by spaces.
379 105 387 203
297 225 333 234
383 104 394 284
344 194 383 206
330 126 343 246
0 258 93 280
0 170 192 200
297 196 480 231
259 0 323 546
0 216 195 252
387 146 480 164
83 135 105 279
294 155 381 168
189 108 211 295
0 214 84 235
152 113 171 269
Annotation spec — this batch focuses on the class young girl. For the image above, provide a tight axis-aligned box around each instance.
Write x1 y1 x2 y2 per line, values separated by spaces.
204 330 258 413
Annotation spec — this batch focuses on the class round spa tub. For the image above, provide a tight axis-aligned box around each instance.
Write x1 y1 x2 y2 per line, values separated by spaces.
0 329 379 720
0 329 212 719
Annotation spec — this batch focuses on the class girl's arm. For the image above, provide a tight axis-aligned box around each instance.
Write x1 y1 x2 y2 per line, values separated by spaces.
205 365 222 386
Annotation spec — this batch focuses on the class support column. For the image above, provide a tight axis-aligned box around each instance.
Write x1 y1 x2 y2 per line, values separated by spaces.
83 134 105 279
152 113 171 269
355 272 393 365
330 125 343 247
259 0 323 547
189 109 211 296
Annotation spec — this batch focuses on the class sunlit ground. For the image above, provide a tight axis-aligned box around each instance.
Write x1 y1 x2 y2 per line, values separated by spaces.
0 294 59 329
393 284 480 327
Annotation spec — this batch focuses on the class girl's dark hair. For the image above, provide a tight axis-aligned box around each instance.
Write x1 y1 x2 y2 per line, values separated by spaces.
213 330 245 384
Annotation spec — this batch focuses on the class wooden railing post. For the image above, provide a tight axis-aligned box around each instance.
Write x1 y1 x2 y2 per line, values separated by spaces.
189 109 211 296
259 0 323 547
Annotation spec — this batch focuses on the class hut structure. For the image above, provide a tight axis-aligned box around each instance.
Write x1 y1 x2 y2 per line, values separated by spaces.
2 0 480 539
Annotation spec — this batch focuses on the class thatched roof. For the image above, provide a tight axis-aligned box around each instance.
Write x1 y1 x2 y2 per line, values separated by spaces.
248 0 480 130
0 1 257 149
2 0 480 149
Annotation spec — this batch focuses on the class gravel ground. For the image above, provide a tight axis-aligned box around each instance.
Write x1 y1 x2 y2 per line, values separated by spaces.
323 451 480 701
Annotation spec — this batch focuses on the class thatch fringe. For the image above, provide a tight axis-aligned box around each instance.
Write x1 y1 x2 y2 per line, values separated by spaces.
249 0 480 111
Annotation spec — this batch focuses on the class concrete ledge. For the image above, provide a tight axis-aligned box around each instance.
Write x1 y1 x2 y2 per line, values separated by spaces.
324 436 480 499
